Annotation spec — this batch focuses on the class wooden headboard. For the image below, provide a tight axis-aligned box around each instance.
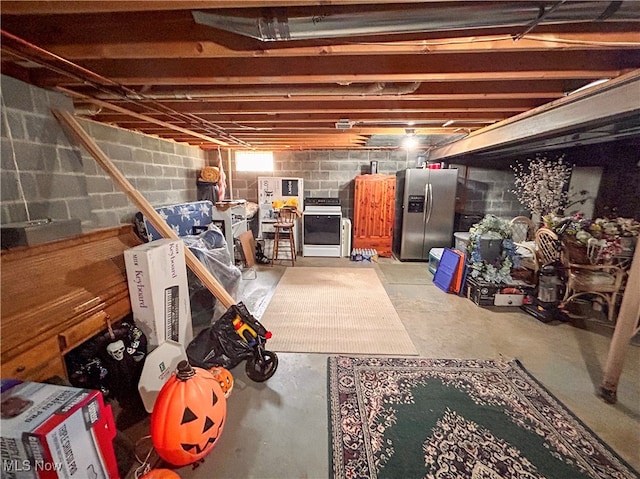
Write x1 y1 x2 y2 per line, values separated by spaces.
1 225 141 381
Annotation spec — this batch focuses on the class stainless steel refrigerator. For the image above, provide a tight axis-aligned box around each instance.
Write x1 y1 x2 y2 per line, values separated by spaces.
393 168 458 260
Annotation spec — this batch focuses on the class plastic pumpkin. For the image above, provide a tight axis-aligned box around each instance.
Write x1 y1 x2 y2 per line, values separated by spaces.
150 360 227 466
140 469 182 479
208 367 234 398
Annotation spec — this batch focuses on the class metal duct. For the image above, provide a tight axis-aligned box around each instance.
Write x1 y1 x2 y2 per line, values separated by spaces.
93 82 422 100
192 2 639 42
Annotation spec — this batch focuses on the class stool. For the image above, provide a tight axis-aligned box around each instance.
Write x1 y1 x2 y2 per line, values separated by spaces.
271 207 297 266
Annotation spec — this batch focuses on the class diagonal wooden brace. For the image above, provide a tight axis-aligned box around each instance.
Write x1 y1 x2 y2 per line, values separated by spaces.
53 109 235 309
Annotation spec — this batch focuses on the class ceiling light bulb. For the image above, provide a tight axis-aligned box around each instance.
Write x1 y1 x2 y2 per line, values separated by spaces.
403 136 419 149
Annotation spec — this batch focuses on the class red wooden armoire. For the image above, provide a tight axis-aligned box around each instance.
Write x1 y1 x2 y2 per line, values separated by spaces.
353 174 396 257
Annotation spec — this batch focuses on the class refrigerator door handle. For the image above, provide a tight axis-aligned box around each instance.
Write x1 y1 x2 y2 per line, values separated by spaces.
425 183 433 224
423 183 429 224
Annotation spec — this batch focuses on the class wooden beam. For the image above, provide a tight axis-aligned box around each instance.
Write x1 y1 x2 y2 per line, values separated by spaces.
35 50 636 86
601 242 640 403
89 111 505 122
23 32 640 61
53 109 236 308
1 1 440 15
58 87 231 147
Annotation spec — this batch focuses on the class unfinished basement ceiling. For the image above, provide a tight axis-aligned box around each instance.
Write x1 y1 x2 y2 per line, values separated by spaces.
1 1 639 159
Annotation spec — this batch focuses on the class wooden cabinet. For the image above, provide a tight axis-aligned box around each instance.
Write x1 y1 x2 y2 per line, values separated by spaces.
353 174 396 257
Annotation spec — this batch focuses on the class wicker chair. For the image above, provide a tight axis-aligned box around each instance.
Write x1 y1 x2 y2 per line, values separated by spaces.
561 237 626 323
510 216 537 243
535 228 562 265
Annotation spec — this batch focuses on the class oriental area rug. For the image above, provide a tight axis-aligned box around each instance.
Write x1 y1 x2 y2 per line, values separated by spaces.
328 356 638 479
259 267 417 355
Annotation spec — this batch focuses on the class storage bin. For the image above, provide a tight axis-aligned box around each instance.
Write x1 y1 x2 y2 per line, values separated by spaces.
454 231 502 263
428 248 445 274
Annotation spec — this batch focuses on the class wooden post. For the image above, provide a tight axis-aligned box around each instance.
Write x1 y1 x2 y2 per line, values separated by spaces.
227 148 233 200
53 109 235 309
600 242 640 403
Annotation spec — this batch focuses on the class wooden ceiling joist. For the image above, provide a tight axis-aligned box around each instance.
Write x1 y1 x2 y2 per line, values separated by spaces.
3 2 638 151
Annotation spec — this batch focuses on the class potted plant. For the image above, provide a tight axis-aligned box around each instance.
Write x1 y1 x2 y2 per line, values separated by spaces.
511 154 573 225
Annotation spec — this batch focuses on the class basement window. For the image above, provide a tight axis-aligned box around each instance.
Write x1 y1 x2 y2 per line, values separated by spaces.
235 151 274 172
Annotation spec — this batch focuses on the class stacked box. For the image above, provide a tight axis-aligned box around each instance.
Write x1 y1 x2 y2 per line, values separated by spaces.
0 381 119 479
124 239 193 349
466 277 504 306
350 248 378 262
466 277 532 307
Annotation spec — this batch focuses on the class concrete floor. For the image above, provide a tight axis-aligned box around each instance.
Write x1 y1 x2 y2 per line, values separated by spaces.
124 256 640 478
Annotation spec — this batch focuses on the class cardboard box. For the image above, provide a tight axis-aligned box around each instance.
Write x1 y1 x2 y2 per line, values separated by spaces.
466 276 502 306
494 293 525 306
124 239 193 349
0 381 119 479
466 277 532 307
138 340 187 413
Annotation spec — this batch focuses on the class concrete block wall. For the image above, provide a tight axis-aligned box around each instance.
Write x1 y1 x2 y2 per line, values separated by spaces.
453 165 528 223
230 149 413 220
1 74 527 234
1 75 206 231
229 152 524 223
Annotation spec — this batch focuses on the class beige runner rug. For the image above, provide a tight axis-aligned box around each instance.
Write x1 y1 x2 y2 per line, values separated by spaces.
259 267 418 355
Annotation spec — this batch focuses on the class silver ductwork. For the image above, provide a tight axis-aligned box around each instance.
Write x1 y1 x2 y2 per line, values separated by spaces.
91 82 422 100
192 2 639 42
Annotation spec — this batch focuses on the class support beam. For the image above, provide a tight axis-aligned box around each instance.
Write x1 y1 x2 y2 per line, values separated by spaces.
600 243 640 404
430 69 640 161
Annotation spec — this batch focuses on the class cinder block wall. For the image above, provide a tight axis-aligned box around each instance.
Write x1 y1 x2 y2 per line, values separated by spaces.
231 149 415 220
230 152 522 223
2 74 524 234
453 165 527 222
1 75 207 230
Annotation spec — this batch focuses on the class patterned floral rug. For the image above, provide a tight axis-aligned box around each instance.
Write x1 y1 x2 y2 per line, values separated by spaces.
328 357 638 479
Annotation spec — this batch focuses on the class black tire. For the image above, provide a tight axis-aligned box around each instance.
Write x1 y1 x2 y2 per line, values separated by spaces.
245 350 278 382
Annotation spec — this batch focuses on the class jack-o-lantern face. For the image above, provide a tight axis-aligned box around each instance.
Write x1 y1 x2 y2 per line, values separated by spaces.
208 367 234 398
151 361 227 466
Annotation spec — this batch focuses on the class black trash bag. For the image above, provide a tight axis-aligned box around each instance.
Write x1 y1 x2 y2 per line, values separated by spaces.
186 302 267 370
